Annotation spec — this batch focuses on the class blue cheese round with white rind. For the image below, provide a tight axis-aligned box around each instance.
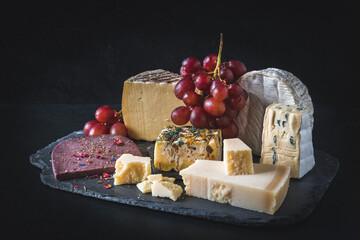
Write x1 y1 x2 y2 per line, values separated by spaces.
235 68 314 156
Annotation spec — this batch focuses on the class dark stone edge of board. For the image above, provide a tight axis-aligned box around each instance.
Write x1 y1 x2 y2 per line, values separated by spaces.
29 130 339 228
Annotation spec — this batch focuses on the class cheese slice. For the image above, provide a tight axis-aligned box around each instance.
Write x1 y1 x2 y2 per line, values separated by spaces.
151 181 183 201
260 103 315 178
113 154 151 185
179 160 290 215
223 138 254 175
235 68 314 156
122 69 187 141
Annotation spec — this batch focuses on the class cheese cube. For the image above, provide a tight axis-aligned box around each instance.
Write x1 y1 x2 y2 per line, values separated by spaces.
113 154 151 185
260 103 315 178
154 126 222 171
223 138 254 175
122 70 189 141
179 160 290 215
151 181 183 201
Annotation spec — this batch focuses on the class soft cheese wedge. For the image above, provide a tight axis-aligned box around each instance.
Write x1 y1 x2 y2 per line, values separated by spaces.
223 138 254 175
260 103 315 178
113 154 151 185
122 69 188 141
179 160 290 215
235 68 314 156
154 126 222 171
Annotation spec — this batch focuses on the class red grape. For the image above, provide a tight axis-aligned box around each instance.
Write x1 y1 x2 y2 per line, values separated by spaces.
174 77 195 100
227 95 246 110
95 106 115 123
228 83 243 97
183 91 202 107
203 54 218 72
89 123 108 136
224 103 239 120
110 122 127 136
215 115 230 129
83 120 99 136
228 60 247 78
189 107 208 128
180 65 192 77
203 97 226 117
210 82 228 101
221 121 239 139
171 106 191 125
181 57 201 73
219 66 234 84
209 79 223 93
194 74 212 92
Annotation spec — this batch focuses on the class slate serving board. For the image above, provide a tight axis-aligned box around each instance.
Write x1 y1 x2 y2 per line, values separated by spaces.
30 130 339 227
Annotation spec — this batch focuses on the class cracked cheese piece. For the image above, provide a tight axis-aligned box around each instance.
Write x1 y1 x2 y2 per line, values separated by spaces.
136 174 176 193
260 103 315 178
235 68 314 156
113 154 151 185
122 69 189 141
136 180 152 193
154 126 222 172
179 160 290 215
151 181 183 201
223 138 254 175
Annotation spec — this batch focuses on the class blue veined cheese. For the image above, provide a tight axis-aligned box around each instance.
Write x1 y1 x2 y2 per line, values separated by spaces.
260 103 315 178
235 68 314 156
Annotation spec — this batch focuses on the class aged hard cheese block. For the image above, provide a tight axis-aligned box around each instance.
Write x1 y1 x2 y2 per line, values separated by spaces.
223 138 254 175
122 69 188 141
235 68 314 156
260 103 315 178
154 126 222 171
113 154 151 185
179 160 290 215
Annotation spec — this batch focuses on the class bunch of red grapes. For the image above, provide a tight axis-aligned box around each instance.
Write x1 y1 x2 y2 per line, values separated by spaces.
171 49 248 139
83 106 127 137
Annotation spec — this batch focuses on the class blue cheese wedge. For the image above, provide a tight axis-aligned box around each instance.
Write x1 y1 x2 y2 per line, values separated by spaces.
260 103 315 178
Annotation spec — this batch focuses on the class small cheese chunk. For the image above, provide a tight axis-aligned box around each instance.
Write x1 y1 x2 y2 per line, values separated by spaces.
179 160 290 215
151 181 183 201
136 174 176 194
147 174 164 182
223 138 254 175
136 180 152 193
113 154 151 185
154 126 222 171
260 103 315 178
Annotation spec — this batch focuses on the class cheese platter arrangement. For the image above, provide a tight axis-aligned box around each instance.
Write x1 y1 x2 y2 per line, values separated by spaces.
30 34 339 227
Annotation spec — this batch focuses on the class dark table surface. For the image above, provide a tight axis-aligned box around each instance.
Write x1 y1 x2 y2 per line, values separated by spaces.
1 103 358 239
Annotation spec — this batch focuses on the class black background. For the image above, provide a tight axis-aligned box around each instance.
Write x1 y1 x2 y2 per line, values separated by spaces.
2 1 359 239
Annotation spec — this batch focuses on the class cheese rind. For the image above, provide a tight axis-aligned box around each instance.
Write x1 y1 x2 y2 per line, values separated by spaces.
122 70 188 141
235 68 314 156
151 181 183 201
260 103 315 178
154 126 222 171
113 154 151 185
223 138 254 175
179 160 290 215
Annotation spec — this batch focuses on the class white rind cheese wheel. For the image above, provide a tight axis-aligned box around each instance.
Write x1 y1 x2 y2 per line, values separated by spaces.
235 68 314 156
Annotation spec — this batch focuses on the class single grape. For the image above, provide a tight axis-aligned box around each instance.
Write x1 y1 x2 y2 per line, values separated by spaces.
209 79 223 93
228 60 247 78
227 95 246 110
210 81 228 101
181 57 201 73
83 120 99 136
228 83 243 97
89 123 108 136
171 106 191 125
215 115 230 129
189 107 208 128
194 74 212 92
180 65 192 78
224 103 239 120
203 97 226 117
110 122 128 136
183 91 202 107
221 121 239 139
203 54 218 72
219 66 234 84
95 106 116 123
174 77 195 100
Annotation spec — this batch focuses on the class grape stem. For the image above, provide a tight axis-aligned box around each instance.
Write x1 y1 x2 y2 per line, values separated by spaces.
213 33 223 79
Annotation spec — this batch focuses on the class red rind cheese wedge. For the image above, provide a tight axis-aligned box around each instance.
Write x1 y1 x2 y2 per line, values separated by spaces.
51 135 142 180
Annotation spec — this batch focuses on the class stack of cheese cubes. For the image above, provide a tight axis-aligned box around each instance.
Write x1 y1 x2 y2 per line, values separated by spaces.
180 138 291 215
